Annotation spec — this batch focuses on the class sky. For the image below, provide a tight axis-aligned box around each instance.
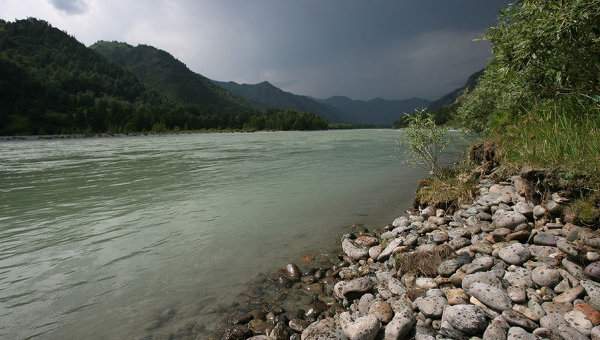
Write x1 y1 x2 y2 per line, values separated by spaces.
0 0 511 100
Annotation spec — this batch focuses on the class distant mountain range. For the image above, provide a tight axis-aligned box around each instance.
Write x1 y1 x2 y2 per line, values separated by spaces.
215 81 431 126
427 70 484 111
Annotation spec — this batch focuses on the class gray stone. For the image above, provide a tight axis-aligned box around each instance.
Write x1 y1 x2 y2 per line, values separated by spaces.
585 262 600 282
301 318 338 340
368 300 393 324
507 286 527 303
443 304 488 335
414 296 447 319
581 280 600 310
562 258 585 279
339 312 381 340
462 271 503 291
507 327 536 340
343 238 370 260
334 277 373 299
483 316 509 340
377 238 403 261
502 310 538 331
533 232 557 246
467 282 513 311
504 267 533 288
591 325 600 340
461 256 494 274
557 238 578 257
368 245 382 260
531 266 561 287
498 243 531 265
384 309 415 340
493 211 528 229
564 310 592 336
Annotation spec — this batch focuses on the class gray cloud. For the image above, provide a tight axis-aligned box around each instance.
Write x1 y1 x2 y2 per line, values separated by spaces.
3 0 511 100
48 0 88 15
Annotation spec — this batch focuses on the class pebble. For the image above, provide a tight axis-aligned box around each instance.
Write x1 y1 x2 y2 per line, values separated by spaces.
564 310 593 335
531 266 561 287
339 312 381 340
467 282 513 311
582 280 600 310
585 262 600 282
368 300 393 323
414 296 447 319
507 327 536 340
443 304 488 335
498 243 531 265
384 309 415 340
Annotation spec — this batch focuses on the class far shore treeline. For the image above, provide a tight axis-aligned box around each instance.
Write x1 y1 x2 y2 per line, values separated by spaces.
0 19 328 136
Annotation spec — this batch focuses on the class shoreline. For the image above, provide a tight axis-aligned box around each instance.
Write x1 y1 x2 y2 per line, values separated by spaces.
205 158 600 340
0 128 395 142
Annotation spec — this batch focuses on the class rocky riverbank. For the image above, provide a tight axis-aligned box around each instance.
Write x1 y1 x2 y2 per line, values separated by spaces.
214 163 600 340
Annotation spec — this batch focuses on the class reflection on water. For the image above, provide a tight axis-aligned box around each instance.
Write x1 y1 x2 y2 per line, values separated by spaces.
0 130 466 339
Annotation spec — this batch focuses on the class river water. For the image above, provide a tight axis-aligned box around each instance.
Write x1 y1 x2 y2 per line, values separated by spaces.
0 130 466 339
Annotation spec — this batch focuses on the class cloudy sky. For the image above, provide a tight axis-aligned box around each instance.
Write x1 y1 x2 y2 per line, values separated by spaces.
1 0 511 100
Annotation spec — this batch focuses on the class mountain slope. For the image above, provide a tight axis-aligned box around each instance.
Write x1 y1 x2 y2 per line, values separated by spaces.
214 80 340 122
319 96 430 126
91 41 250 112
0 19 327 135
428 70 484 111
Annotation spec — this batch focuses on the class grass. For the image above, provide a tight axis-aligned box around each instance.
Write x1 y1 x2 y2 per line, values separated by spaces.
493 99 600 191
394 244 453 277
415 165 477 210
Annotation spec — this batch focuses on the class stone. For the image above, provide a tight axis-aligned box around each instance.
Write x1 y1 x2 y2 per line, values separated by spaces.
514 201 533 216
286 263 302 281
355 235 379 247
582 280 600 310
592 325 600 340
368 245 382 260
493 210 528 229
443 304 488 335
461 256 494 274
430 230 448 243
445 288 469 305
562 258 585 279
414 296 447 319
415 277 437 290
339 312 381 340
343 238 369 260
557 238 579 257
575 303 600 325
533 205 546 218
334 277 373 300
301 318 338 340
502 310 538 331
466 282 513 311
483 315 509 340
504 267 533 288
507 286 527 303
222 325 251 340
384 309 415 340
533 232 557 246
531 266 561 287
507 327 536 340
462 271 503 291
289 319 311 333
553 285 584 304
368 300 393 324
512 304 540 321
358 294 375 315
377 238 403 261
558 324 590 340
392 216 409 228
498 243 531 265
564 310 593 335
585 262 600 282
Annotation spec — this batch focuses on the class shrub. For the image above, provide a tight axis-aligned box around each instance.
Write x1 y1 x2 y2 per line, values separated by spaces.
402 111 449 177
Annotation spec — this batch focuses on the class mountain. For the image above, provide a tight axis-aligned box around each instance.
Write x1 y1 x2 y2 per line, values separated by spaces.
214 80 341 122
428 70 484 111
90 41 250 112
0 19 327 135
319 96 430 126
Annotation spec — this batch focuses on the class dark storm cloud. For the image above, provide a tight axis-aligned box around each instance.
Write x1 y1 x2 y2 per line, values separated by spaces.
3 0 512 99
48 0 88 14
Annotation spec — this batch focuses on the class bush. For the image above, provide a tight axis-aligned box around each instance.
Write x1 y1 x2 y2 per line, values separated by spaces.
402 111 449 177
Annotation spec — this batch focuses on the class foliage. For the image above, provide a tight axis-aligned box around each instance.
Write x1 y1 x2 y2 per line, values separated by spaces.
402 111 449 176
415 165 477 210
0 19 328 135
493 97 600 180
458 0 600 132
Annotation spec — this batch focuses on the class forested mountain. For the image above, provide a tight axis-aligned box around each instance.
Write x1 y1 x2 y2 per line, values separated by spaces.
213 80 341 123
0 19 327 135
427 70 483 111
319 96 430 126
91 41 249 113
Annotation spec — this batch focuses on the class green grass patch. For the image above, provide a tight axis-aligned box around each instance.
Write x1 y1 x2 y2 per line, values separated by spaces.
415 165 477 210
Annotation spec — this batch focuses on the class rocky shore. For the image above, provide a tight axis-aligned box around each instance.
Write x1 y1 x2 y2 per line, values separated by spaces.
216 166 600 340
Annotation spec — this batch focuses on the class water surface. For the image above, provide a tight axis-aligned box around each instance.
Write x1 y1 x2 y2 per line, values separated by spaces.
0 130 465 339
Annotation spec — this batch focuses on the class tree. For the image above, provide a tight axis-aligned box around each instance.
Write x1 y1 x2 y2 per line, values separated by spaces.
402 110 449 177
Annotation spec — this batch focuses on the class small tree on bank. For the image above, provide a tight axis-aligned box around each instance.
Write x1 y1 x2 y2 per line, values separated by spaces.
402 110 449 177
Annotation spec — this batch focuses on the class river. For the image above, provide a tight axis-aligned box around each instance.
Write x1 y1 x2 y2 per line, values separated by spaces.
0 130 466 339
